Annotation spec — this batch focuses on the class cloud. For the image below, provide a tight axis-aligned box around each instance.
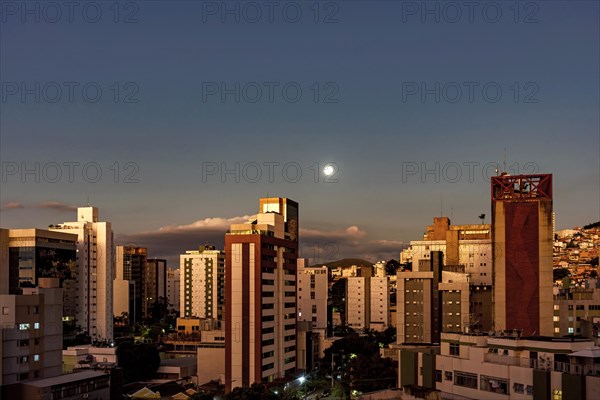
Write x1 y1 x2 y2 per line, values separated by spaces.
157 215 254 232
300 225 367 239
38 202 78 212
1 201 24 210
117 215 404 268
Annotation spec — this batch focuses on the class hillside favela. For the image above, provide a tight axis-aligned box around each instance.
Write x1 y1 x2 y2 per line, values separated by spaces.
1 172 599 400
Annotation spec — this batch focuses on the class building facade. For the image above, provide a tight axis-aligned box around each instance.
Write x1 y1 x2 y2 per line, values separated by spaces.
225 198 299 391
370 276 391 332
492 174 554 336
167 267 181 314
409 217 492 286
50 206 115 341
553 278 600 336
0 278 63 386
145 258 167 319
114 246 147 325
180 247 225 320
296 259 328 331
2 229 77 324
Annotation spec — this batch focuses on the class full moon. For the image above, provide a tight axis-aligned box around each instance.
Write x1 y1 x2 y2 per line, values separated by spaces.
323 164 335 176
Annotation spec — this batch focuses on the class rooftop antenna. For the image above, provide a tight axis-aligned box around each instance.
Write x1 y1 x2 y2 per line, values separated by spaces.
503 147 507 173
86 195 90 207
479 213 486 225
440 193 443 217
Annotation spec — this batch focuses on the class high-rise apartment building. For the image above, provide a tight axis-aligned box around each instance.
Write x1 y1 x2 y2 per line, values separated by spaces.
0 278 63 385
409 217 492 286
296 259 328 332
370 276 391 331
553 278 600 336
167 267 181 313
225 198 299 391
145 258 167 318
1 229 77 323
346 276 371 330
50 206 114 341
180 246 225 320
492 173 554 336
114 246 147 325
396 251 443 344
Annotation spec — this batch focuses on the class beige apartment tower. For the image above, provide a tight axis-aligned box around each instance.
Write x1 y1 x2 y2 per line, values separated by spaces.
225 198 299 392
50 207 115 341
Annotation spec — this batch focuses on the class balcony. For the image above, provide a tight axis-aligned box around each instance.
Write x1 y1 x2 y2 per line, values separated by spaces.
553 361 600 376
484 353 530 367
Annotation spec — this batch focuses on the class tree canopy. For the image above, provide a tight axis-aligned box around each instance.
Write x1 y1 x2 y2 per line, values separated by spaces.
116 341 161 383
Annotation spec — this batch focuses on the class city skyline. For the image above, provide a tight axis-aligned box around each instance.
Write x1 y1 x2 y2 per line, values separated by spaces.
0 178 596 267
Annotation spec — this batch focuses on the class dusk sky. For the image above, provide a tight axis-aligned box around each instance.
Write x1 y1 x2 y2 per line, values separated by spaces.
1 0 598 265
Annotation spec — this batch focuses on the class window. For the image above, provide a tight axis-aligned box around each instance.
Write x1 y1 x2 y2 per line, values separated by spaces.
553 316 559 322
19 323 30 330
33 354 40 362
450 343 460 356
513 383 524 394
34 322 40 330
2 307 8 315
480 376 509 395
444 371 453 381
454 371 478 389
526 385 534 395
435 370 442 382
552 389 562 400
568 327 574 334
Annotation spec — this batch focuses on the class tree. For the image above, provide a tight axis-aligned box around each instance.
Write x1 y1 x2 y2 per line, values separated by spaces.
320 328 398 394
225 383 279 400
385 259 401 276
116 341 161 383
591 270 598 278
349 353 397 393
553 268 570 282
148 296 171 325
330 279 347 326
190 392 213 400
590 257 599 267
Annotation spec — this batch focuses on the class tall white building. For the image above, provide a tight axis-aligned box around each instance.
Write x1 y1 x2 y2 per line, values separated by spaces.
296 259 328 331
346 276 370 330
167 267 181 313
50 207 114 341
180 246 225 321
369 276 391 331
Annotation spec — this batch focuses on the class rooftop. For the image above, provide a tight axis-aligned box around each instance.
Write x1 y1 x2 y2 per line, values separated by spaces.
23 370 107 387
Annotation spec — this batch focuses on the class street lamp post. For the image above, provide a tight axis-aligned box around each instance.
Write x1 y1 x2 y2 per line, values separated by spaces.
298 376 306 399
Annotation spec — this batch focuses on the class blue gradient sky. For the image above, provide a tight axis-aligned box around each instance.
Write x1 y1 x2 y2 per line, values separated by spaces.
1 1 599 262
